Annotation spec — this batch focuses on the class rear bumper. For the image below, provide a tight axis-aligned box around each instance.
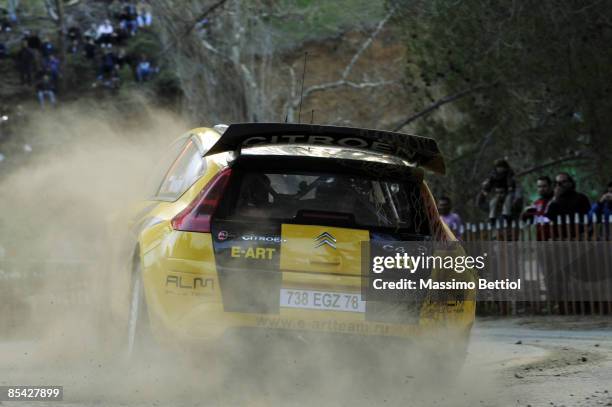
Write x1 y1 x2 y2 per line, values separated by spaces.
147 299 474 350
141 231 475 345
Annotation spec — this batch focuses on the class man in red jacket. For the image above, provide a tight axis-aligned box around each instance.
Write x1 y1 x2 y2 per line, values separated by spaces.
522 176 554 240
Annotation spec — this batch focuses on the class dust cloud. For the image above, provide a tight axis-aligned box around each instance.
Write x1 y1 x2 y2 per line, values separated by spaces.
0 101 186 376
0 102 502 406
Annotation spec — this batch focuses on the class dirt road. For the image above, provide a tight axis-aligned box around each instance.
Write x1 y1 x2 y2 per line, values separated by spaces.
0 317 611 406
459 317 612 407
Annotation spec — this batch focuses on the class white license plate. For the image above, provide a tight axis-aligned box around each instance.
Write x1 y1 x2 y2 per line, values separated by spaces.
280 289 365 313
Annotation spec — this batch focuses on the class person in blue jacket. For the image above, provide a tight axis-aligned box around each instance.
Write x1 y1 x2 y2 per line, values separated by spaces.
589 181 612 222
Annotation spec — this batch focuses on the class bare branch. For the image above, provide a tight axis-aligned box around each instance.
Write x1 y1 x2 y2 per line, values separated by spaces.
183 0 230 37
469 125 499 181
289 79 396 110
287 7 397 111
341 6 397 80
282 66 298 121
240 63 257 89
515 151 588 178
345 80 396 89
200 39 230 61
158 0 230 57
44 0 58 20
392 83 498 131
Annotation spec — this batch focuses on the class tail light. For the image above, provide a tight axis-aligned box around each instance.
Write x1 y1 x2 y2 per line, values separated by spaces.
171 168 232 233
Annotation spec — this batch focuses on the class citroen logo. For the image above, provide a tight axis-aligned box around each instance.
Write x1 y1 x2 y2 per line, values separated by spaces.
314 232 337 249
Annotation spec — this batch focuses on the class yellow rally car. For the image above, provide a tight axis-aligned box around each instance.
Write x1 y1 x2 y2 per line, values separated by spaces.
112 123 476 359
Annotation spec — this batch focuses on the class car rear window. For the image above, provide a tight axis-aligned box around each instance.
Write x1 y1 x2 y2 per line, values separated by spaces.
224 171 429 232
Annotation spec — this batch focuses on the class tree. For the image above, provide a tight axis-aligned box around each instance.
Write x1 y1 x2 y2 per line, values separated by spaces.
7 0 19 17
150 0 399 125
390 0 612 218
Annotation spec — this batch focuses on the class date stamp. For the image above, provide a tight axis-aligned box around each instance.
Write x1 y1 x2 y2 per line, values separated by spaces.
0 386 63 401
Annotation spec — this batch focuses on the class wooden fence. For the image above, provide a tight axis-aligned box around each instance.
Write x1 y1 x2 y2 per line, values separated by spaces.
460 214 612 316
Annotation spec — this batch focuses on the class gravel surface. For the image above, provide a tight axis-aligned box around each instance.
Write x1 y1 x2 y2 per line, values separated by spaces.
0 317 611 406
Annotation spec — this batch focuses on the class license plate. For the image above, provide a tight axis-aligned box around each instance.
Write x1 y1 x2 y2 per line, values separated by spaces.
280 289 365 313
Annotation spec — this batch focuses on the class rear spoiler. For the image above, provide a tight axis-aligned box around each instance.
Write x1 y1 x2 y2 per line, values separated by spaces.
204 123 446 174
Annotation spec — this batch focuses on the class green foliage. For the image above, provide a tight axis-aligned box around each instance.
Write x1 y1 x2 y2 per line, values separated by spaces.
152 67 182 103
64 52 97 89
125 30 161 59
392 0 612 219
266 0 386 48
2 0 45 15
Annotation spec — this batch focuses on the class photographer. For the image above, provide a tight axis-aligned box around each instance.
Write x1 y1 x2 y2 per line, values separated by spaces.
477 158 522 224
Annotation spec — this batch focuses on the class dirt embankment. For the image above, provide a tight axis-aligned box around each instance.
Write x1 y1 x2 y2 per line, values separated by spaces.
276 27 412 130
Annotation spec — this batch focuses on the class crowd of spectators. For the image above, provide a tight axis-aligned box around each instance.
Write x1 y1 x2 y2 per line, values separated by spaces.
438 158 611 241
520 173 611 236
3 0 157 109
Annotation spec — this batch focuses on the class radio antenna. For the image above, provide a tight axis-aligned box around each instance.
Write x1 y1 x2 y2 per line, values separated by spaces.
298 52 308 123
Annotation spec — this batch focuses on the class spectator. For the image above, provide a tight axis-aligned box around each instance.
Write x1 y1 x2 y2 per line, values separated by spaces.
1 8 12 32
83 37 96 60
477 158 522 223
95 46 120 90
16 40 35 86
67 39 80 55
26 30 42 51
96 19 114 47
137 1 153 27
41 36 55 58
127 3 139 32
98 47 117 80
113 24 129 45
44 54 60 85
96 66 120 90
135 54 153 82
438 196 463 239
522 175 554 240
67 25 82 43
545 172 590 238
119 2 138 36
522 176 554 223
36 74 56 108
118 7 129 31
544 174 592 314
589 181 612 223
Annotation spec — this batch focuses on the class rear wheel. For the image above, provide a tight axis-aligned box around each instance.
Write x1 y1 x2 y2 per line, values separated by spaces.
126 259 152 359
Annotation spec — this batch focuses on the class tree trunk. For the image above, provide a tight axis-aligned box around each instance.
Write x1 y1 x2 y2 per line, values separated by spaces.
55 0 66 91
8 0 20 18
